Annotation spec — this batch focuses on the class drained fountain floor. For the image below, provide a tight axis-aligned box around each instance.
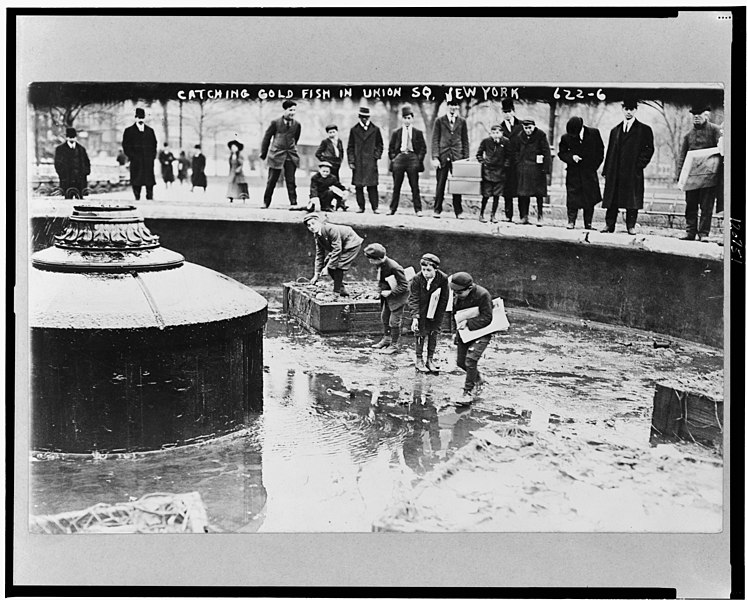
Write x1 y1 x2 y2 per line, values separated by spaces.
29 287 724 533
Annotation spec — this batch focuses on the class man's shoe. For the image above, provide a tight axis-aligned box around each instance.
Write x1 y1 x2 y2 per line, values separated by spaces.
356 209 365 213
425 358 440 374
680 234 697 241
433 212 441 219
520 216 530 225
600 227 614 233
627 227 637 235
372 336 391 349
388 211 396 216
566 222 575 229
455 213 462 219
479 214 487 223
372 209 379 214
536 216 544 227
502 217 513 222
416 211 423 217
260 205 270 209
338 287 350 297
584 225 596 230
415 357 428 372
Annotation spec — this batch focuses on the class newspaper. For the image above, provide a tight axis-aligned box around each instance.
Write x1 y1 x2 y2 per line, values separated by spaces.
454 298 510 343
677 147 721 191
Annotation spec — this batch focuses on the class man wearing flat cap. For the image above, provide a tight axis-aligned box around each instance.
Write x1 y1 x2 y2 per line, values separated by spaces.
261 99 302 209
431 98 470 218
347 105 384 213
509 119 551 225
388 105 427 216
601 99 655 235
677 104 722 241
122 107 158 200
54 127 90 199
304 213 363 296
315 124 344 180
449 272 493 398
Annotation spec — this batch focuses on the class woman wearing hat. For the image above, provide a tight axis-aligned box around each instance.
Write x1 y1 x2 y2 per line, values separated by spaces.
408 253 450 372
226 140 249 202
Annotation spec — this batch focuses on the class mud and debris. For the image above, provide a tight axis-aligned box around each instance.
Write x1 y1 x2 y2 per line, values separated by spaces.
30 286 723 533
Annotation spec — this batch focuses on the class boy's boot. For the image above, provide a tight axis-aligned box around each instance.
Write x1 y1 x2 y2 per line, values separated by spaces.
490 198 499 223
479 197 488 223
426 332 440 373
372 327 391 349
331 269 349 297
415 336 427 372
381 326 401 354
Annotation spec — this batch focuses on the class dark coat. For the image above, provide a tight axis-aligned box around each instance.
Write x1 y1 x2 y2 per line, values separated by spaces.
602 119 655 210
408 270 449 330
476 136 509 182
309 172 342 199
558 127 604 210
388 126 427 172
678 121 721 175
54 141 90 194
313 222 364 273
177 155 190 181
510 128 551 197
122 123 157 186
260 117 301 169
191 153 207 188
431 115 469 162
453 284 493 334
347 122 384 187
158 150 175 182
315 137 344 170
500 117 523 196
377 256 410 311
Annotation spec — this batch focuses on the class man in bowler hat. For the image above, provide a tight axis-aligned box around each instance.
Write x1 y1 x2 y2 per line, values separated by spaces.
122 107 158 200
431 98 470 218
388 105 427 216
260 99 301 208
54 127 90 199
347 105 384 213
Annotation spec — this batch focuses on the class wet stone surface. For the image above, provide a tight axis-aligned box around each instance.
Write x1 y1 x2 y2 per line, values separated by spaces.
30 286 724 532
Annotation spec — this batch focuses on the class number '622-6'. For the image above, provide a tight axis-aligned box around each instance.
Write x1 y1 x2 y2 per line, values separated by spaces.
553 87 607 101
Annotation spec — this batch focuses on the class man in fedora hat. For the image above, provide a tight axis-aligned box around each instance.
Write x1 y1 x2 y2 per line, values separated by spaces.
678 104 722 241
54 127 90 199
388 105 427 216
260 99 301 209
499 99 523 222
601 99 655 235
122 107 158 200
347 105 384 213
431 98 470 218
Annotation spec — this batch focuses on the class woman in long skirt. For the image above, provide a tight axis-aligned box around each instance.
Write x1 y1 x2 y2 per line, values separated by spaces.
226 140 249 203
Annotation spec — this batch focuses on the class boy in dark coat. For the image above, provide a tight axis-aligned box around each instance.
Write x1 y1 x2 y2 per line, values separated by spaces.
450 272 493 398
476 124 509 223
558 116 605 229
408 253 449 373
509 119 551 226
315 124 344 180
305 213 363 296
601 99 655 235
54 127 90 199
365 243 410 354
308 161 346 212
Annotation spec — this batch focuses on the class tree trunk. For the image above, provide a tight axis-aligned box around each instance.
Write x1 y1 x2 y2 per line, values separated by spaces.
160 99 169 144
198 101 205 146
547 100 558 187
179 100 183 149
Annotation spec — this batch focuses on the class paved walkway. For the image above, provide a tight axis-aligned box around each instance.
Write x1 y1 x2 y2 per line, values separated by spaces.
29 180 724 262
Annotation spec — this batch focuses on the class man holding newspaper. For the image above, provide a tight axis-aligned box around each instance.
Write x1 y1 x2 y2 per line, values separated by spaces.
450 272 507 400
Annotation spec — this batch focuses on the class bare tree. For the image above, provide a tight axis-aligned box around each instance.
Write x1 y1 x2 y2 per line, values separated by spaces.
160 99 169 144
641 100 691 182
415 98 445 174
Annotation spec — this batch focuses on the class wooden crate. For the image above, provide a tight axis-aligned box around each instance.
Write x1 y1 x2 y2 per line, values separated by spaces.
283 282 452 335
649 382 723 450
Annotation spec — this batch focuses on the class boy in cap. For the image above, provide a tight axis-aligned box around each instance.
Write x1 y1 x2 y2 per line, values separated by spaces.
677 104 722 241
388 105 427 216
408 253 450 372
347 105 384 213
308 161 347 212
449 272 493 398
260 99 301 208
364 243 410 353
54 127 91 199
122 107 158 200
315 124 344 180
510 119 551 225
304 213 363 296
476 124 509 223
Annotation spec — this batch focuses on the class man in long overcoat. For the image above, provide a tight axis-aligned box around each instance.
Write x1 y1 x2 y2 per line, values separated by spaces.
499 99 524 221
388 106 427 216
54 127 90 199
260 99 301 208
558 116 604 230
431 98 469 218
509 119 551 225
601 99 655 235
347 106 384 213
122 108 158 200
